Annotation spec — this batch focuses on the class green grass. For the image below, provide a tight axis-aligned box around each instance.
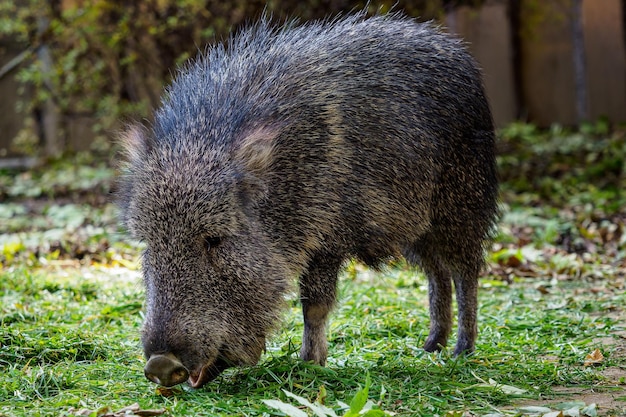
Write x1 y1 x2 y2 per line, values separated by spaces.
1 260 624 416
1 125 625 416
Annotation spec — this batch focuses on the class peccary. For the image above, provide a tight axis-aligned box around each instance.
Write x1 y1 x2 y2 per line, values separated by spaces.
118 12 499 388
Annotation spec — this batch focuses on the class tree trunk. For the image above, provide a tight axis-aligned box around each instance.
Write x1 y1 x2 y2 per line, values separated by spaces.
508 0 524 120
37 14 62 158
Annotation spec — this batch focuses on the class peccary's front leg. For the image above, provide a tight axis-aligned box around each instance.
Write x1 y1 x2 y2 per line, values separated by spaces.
299 255 342 365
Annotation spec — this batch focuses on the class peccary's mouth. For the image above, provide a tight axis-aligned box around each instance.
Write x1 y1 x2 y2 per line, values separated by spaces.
188 357 230 388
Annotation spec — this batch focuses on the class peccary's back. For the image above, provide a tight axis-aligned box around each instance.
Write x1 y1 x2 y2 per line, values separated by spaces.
154 13 498 269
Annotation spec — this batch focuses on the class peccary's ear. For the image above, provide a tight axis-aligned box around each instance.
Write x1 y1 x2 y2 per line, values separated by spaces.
234 125 280 175
234 125 280 204
119 124 152 163
116 124 152 229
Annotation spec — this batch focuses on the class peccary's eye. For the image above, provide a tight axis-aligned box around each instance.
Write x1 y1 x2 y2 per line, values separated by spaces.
203 236 222 251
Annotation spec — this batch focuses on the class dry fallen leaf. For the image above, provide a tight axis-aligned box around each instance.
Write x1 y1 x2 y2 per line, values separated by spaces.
156 386 180 397
536 285 550 294
583 348 604 366
67 408 97 417
134 409 168 417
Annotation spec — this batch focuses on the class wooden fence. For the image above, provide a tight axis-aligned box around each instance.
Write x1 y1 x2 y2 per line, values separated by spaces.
449 0 626 127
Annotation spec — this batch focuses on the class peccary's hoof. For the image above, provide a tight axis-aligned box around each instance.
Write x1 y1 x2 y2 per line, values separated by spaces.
144 353 189 387
423 335 447 353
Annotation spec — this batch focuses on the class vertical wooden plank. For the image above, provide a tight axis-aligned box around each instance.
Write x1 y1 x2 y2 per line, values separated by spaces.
519 0 577 126
583 0 626 122
571 0 588 123
446 2 517 127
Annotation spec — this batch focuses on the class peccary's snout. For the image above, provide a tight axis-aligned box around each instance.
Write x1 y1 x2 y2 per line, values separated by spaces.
144 353 189 387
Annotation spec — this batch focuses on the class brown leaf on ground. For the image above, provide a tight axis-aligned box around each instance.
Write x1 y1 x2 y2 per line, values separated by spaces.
156 386 181 397
584 348 604 366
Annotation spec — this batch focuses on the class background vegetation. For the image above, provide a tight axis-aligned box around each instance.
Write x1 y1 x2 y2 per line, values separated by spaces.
0 0 487 158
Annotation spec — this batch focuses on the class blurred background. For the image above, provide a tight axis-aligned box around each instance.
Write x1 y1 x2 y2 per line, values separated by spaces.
0 0 624 161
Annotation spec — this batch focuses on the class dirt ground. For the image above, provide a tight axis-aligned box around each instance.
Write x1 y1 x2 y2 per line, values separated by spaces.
510 330 626 416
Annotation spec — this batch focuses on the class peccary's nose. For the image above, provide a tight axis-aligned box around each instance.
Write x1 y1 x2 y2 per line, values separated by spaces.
144 353 189 387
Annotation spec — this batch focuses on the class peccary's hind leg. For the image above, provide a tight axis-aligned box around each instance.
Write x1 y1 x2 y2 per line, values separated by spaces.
421 260 453 352
299 255 342 365
415 254 478 355
453 273 478 355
